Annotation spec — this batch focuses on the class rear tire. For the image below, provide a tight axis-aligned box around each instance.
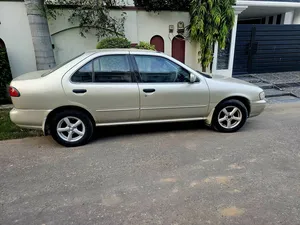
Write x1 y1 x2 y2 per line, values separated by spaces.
212 99 248 133
50 110 94 147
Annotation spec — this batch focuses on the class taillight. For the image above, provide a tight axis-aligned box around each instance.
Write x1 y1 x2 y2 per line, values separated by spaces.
9 86 20 97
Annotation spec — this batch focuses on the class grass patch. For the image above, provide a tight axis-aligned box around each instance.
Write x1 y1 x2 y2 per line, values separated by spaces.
0 109 42 141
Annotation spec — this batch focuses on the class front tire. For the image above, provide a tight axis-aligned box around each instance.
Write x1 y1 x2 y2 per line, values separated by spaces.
212 99 248 133
50 110 94 147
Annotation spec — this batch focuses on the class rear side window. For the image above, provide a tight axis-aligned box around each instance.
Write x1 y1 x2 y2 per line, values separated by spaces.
42 53 85 77
94 55 131 83
71 61 93 82
71 55 132 83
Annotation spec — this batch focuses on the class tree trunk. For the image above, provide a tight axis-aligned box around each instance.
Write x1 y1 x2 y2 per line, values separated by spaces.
24 0 56 70
202 66 207 72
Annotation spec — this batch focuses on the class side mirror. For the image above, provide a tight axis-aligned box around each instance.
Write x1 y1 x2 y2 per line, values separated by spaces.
189 73 196 83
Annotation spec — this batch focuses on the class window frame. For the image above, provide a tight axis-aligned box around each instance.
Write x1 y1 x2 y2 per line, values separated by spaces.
70 54 136 83
130 54 197 84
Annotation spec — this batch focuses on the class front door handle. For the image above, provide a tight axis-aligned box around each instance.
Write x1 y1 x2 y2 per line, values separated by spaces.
143 89 155 93
73 89 87 94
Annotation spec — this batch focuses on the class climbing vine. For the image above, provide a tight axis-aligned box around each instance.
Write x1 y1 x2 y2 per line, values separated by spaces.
189 0 235 71
44 0 126 40
133 0 235 72
0 48 12 102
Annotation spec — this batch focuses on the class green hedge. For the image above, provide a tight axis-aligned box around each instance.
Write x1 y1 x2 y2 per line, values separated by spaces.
135 41 156 50
0 48 12 103
96 38 155 51
96 37 131 49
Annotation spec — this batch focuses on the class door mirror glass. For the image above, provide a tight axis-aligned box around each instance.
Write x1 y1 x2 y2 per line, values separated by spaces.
189 73 196 83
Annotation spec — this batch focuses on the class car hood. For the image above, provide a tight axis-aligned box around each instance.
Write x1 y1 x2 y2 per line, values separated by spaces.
209 75 257 87
13 70 50 81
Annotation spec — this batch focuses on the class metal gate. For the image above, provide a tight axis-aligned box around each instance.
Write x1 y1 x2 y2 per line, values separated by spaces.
233 24 300 76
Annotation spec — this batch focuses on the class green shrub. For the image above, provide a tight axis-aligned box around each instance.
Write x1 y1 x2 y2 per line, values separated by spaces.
96 37 131 49
0 48 12 103
135 41 156 50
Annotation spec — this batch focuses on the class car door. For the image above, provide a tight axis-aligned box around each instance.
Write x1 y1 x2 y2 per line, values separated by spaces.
131 53 210 121
62 53 140 124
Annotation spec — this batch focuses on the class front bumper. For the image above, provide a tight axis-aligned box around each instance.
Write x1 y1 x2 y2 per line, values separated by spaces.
10 108 51 130
249 100 266 117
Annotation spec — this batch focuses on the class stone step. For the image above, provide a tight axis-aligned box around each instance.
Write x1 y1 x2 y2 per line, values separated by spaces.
267 95 300 104
253 82 274 89
264 88 292 98
240 77 262 83
281 87 300 98
275 82 300 88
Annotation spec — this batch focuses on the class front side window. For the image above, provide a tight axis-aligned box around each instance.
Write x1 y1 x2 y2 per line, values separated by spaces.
133 55 190 83
71 55 132 83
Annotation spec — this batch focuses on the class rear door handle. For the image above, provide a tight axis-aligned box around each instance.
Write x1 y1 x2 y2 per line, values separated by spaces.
143 89 155 93
73 89 87 94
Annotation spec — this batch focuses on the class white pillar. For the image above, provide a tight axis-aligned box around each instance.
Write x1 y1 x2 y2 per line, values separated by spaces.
292 9 300 24
272 15 277 25
280 13 285 24
266 16 270 24
212 5 248 77
283 10 294 24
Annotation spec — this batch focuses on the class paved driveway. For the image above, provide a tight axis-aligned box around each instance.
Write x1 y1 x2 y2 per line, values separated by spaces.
1 103 300 225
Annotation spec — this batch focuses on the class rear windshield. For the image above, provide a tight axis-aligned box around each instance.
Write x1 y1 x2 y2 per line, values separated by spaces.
42 53 85 77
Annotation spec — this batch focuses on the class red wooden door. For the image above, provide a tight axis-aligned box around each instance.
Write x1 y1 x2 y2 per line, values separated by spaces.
150 35 164 52
172 36 185 63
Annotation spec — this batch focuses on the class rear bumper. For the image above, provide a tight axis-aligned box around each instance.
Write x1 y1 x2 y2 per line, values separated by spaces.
10 108 51 131
249 100 266 117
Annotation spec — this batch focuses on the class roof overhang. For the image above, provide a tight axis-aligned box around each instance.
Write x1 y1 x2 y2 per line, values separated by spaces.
236 0 300 8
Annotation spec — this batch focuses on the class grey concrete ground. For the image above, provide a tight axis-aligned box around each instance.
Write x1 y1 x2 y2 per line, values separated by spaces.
251 72 300 85
237 72 300 102
1 103 300 225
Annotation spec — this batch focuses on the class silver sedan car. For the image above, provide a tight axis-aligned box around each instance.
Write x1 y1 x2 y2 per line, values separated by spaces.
9 49 266 147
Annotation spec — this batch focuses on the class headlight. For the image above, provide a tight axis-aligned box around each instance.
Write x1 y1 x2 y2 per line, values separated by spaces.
259 91 265 100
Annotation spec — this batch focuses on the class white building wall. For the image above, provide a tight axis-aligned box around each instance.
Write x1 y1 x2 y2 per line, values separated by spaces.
123 0 135 6
0 1 37 78
48 10 99 63
112 10 139 43
48 10 139 64
136 11 200 70
284 11 294 24
49 9 201 70
50 29 99 65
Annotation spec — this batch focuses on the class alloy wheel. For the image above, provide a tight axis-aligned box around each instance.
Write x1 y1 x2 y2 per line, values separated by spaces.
218 106 242 129
56 116 86 142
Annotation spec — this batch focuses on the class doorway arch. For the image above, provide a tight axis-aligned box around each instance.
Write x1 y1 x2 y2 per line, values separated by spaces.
0 38 12 102
0 38 6 48
172 35 185 63
150 35 164 52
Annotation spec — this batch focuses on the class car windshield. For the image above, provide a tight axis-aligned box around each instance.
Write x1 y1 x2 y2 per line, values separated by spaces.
41 53 84 77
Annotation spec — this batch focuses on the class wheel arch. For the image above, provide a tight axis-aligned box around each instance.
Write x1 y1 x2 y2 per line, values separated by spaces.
43 105 96 135
217 96 251 115
205 95 251 126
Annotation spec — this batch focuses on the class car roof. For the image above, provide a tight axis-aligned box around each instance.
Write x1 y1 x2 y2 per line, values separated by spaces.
85 48 160 54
